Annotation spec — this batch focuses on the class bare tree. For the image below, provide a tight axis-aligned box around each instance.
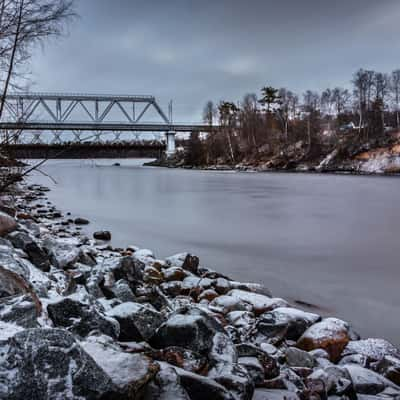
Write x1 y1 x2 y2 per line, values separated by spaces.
0 0 75 191
373 72 390 129
392 70 400 129
240 93 259 149
202 100 217 126
303 90 320 153
218 101 239 163
332 87 351 116
276 88 297 142
0 0 75 120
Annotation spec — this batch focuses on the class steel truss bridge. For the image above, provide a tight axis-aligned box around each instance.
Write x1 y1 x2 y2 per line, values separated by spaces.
0 92 217 155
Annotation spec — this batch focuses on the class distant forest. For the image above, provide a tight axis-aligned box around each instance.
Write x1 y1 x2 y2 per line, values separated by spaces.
184 69 400 166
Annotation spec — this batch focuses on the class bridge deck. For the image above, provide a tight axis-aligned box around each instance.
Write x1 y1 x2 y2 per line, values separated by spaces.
0 122 217 132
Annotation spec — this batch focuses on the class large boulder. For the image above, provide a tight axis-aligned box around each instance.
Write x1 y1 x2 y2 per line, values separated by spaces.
297 318 352 362
236 343 280 381
111 255 144 284
47 297 119 338
150 306 225 354
0 328 115 399
81 334 159 399
226 290 288 315
0 211 17 237
43 237 82 269
7 231 51 272
341 338 400 362
209 295 252 315
259 307 321 341
344 364 400 395
107 301 165 342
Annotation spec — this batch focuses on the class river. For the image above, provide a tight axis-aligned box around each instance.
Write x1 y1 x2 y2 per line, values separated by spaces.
28 159 400 346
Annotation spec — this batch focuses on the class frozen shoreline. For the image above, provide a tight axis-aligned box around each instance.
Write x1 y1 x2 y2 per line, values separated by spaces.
0 183 399 399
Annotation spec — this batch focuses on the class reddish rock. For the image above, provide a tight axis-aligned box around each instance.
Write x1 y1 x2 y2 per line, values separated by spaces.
198 289 219 302
297 318 351 362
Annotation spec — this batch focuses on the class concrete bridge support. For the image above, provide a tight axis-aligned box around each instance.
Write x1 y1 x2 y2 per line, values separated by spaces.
166 131 176 157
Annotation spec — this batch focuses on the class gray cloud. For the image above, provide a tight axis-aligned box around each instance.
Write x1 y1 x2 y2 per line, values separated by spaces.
29 0 400 121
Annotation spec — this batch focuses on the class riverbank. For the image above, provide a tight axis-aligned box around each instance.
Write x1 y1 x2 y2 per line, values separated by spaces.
146 136 400 176
0 181 399 399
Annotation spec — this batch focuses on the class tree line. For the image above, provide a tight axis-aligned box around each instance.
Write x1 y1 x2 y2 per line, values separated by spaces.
185 69 400 166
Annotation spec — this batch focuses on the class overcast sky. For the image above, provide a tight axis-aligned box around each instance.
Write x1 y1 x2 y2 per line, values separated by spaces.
29 0 400 122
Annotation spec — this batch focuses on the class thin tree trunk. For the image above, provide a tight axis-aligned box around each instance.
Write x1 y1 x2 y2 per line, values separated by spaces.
226 130 235 163
0 0 24 124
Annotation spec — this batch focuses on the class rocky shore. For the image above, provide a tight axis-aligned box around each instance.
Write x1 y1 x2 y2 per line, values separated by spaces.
0 183 399 399
145 138 400 175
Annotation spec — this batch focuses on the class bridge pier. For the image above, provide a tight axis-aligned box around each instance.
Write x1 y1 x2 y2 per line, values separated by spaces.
166 131 176 157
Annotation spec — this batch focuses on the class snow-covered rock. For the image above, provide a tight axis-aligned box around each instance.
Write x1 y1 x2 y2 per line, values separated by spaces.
165 252 199 274
226 289 288 315
47 297 120 338
344 364 400 395
107 301 165 341
81 334 159 398
209 295 252 315
0 328 115 399
150 306 225 353
260 307 321 341
342 338 400 362
297 318 352 361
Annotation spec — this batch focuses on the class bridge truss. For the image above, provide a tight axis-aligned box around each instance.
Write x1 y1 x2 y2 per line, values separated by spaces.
0 92 216 154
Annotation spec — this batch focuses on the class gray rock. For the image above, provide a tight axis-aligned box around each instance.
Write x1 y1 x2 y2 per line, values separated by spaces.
109 279 137 302
373 356 400 386
344 364 400 395
7 231 51 272
209 332 238 365
208 362 255 400
260 307 321 341
112 255 144 283
93 231 111 241
143 367 191 400
107 301 165 342
0 328 115 399
43 237 81 269
342 339 400 362
238 356 265 385
285 347 315 368
0 295 39 328
236 343 280 380
81 334 159 398
47 297 119 338
74 217 89 225
150 306 224 354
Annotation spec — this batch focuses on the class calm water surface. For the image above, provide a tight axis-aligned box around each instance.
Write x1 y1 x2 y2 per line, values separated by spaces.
29 159 400 345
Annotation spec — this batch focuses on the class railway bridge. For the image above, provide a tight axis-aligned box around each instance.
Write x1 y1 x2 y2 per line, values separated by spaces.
0 92 218 156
